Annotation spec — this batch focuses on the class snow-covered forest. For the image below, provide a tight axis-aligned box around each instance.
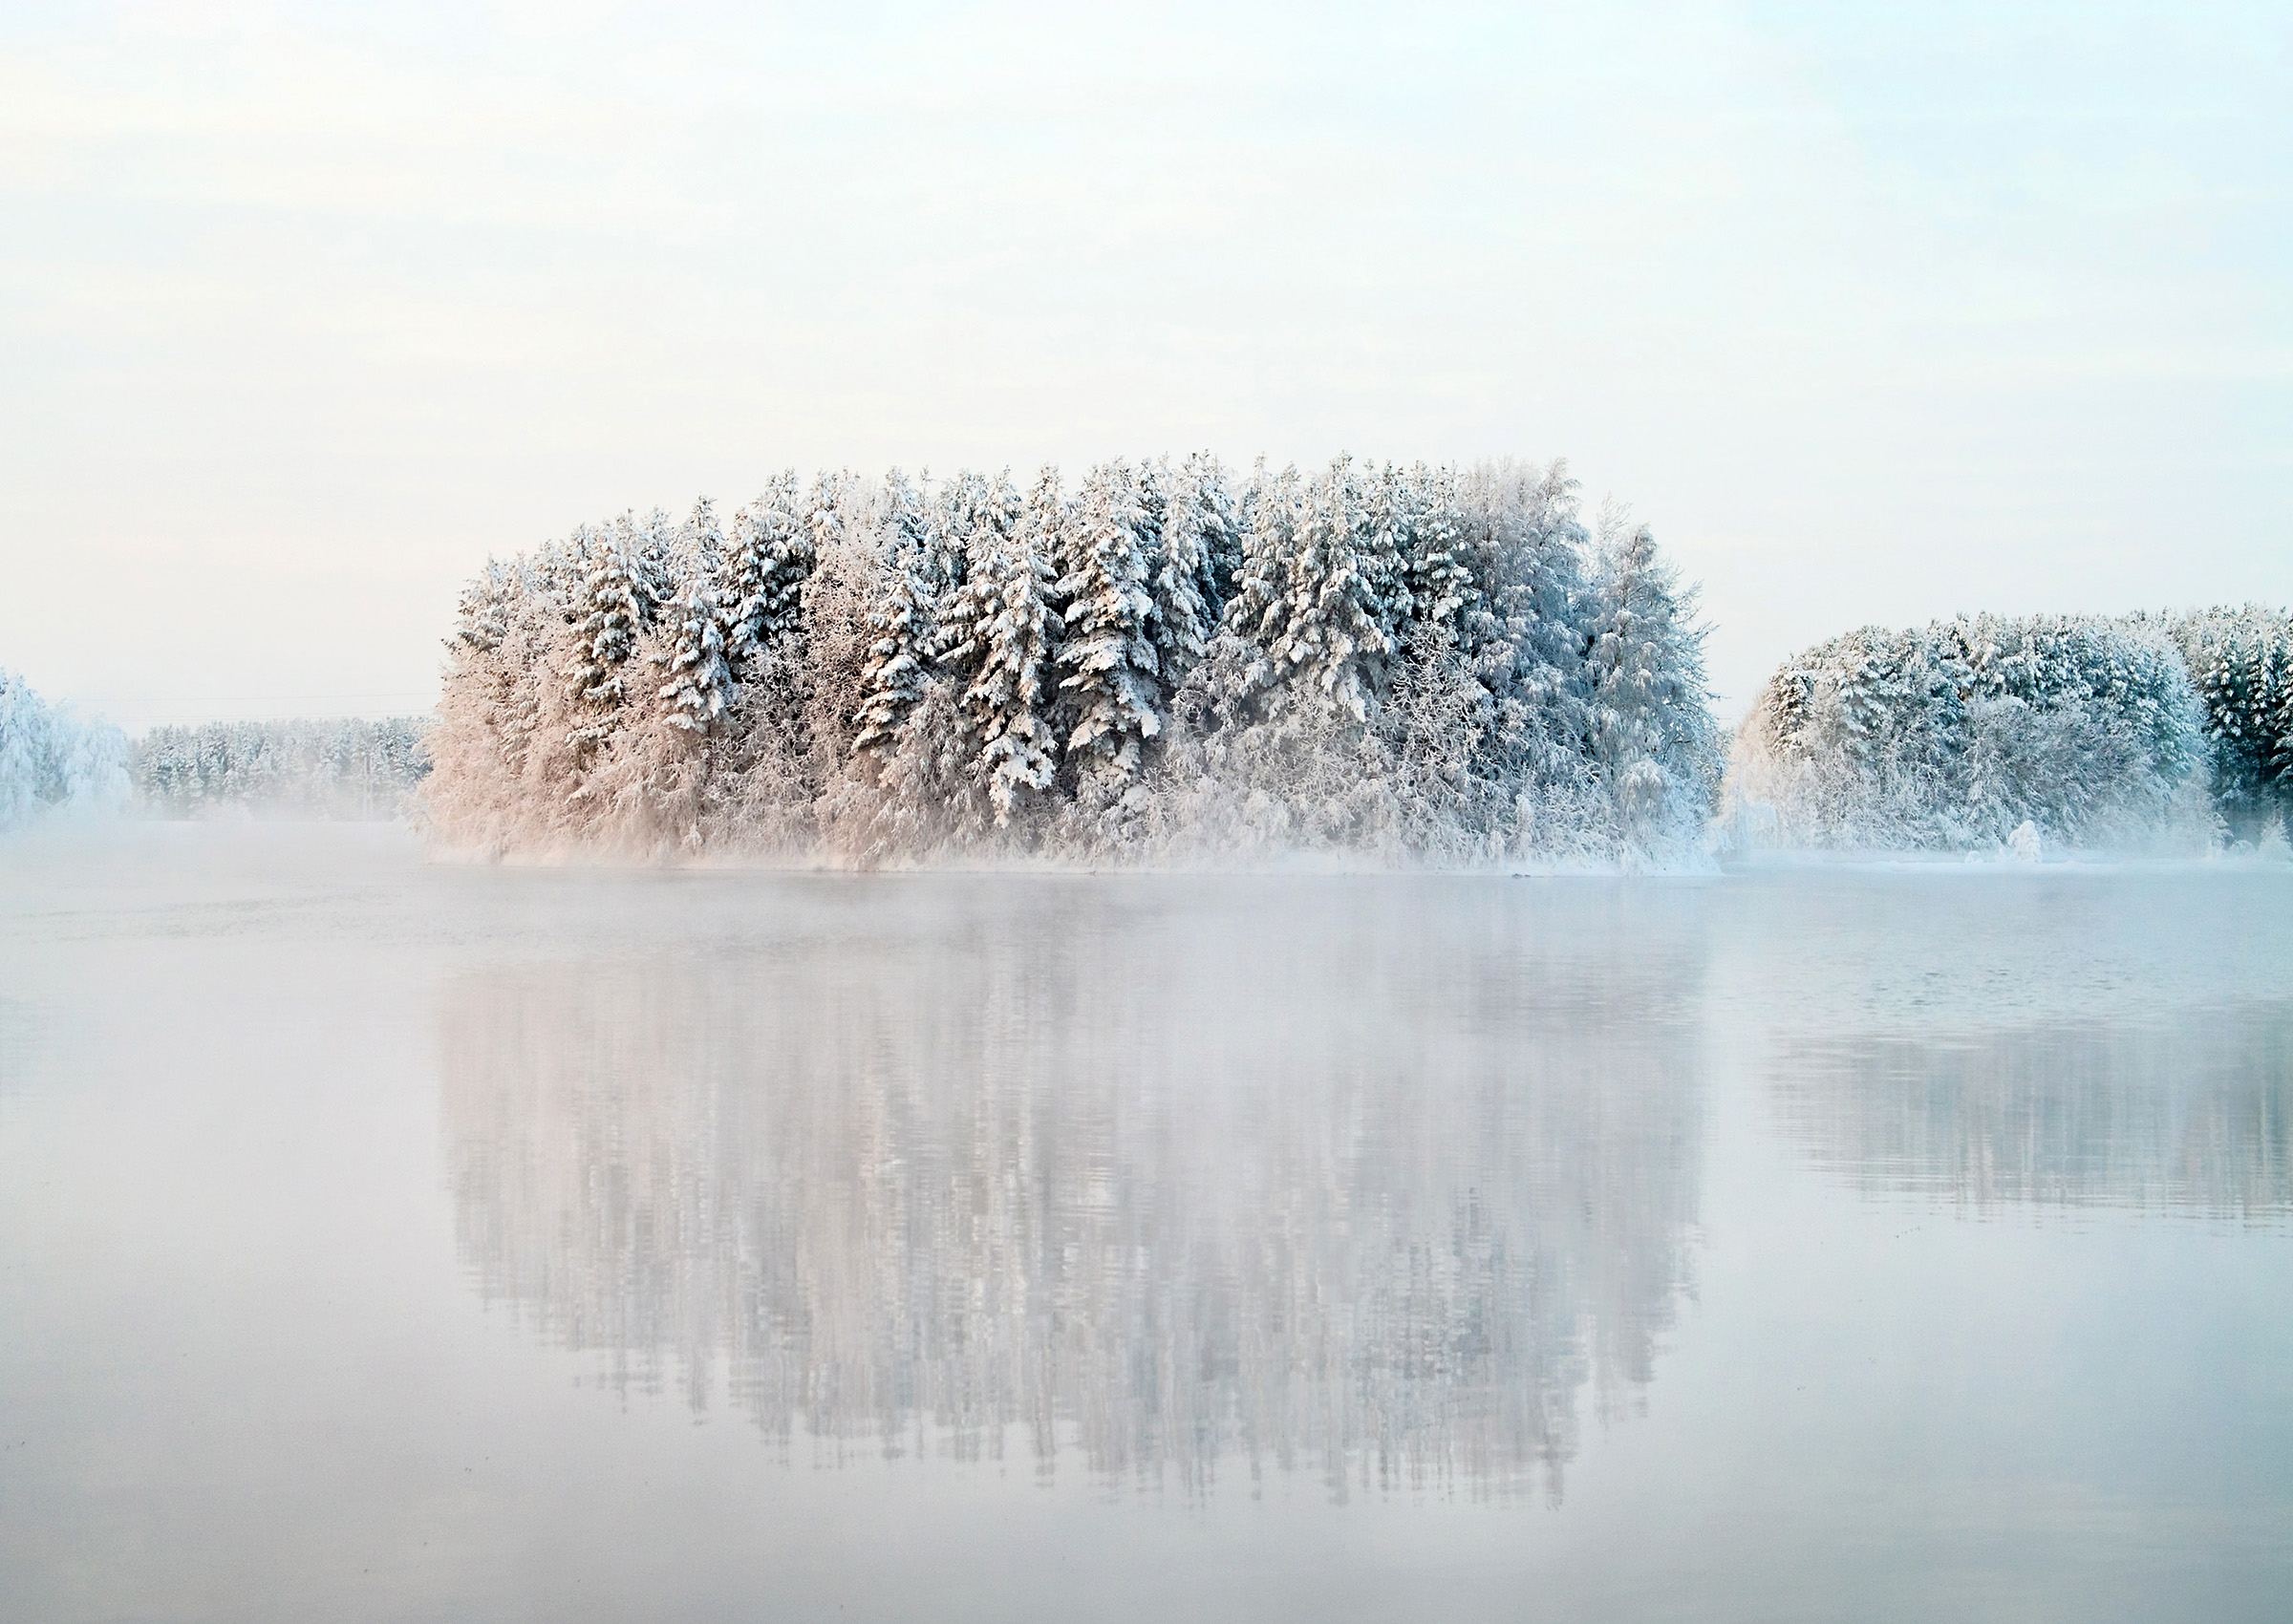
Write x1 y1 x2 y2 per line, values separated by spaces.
133 717 433 819
1725 609 2293 851
422 456 1721 865
0 669 128 830
2167 605 2293 836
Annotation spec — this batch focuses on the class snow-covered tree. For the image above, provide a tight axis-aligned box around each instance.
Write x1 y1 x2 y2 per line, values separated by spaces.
418 455 1746 866
134 716 430 819
1728 612 2212 850
1055 460 1164 783
1151 453 1237 687
1265 454 1401 721
1583 518 1720 855
722 472 814 673
2168 605 2293 833
567 515 665 754
0 669 128 830
849 471 951 761
1217 459 1301 705
790 472 885 830
939 468 1063 825
851 565 937 761
1393 463 1469 642
1450 459 1595 797
653 500 737 737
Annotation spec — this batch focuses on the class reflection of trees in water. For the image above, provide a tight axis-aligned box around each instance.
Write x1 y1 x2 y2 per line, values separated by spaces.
439 881 1706 1501
1772 1008 2293 1215
1727 873 2293 1217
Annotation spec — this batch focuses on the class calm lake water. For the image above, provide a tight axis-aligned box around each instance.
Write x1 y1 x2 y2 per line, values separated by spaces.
3 826 2289 1623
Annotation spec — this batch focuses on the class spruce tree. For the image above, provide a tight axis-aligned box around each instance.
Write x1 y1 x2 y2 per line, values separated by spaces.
566 517 659 754
658 499 738 736
939 468 1062 823
1222 459 1301 701
1394 463 1470 640
1055 459 1164 780
1147 454 1230 691
2170 606 2293 827
722 471 814 672
1270 454 1397 721
851 567 933 759
1583 522 1717 847
1455 460 1594 784
849 474 946 763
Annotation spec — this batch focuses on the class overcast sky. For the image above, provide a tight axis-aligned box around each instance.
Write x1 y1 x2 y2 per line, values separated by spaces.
3 1 2286 729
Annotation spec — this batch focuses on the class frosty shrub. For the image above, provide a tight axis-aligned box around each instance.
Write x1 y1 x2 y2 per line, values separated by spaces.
1725 613 2217 851
135 717 433 819
0 670 130 831
421 456 1722 866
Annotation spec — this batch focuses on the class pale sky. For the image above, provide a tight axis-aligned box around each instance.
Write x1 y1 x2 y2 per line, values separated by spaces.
3 1 2286 730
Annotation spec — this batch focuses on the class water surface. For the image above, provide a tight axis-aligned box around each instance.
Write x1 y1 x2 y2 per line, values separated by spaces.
3 828 2289 1621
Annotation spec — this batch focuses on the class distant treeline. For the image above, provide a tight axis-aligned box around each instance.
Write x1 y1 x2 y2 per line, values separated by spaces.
133 717 434 819
1726 607 2293 850
0 668 128 830
422 456 1721 865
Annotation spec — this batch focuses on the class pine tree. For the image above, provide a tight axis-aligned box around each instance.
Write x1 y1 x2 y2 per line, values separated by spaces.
1221 459 1301 700
939 469 1062 823
566 517 661 754
933 470 992 593
804 469 866 586
1268 454 1397 721
849 475 947 762
850 569 932 759
881 467 953 588
1146 453 1231 691
1583 522 1717 849
2170 606 2293 827
1398 463 1471 640
452 558 516 657
1055 459 1164 780
1454 459 1594 784
422 453 1744 865
722 471 814 672
658 499 738 736
630 507 677 620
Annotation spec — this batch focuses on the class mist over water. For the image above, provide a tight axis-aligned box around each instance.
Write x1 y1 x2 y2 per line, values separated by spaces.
3 827 2290 1622
1718 872 2293 1215
440 881 1704 1501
